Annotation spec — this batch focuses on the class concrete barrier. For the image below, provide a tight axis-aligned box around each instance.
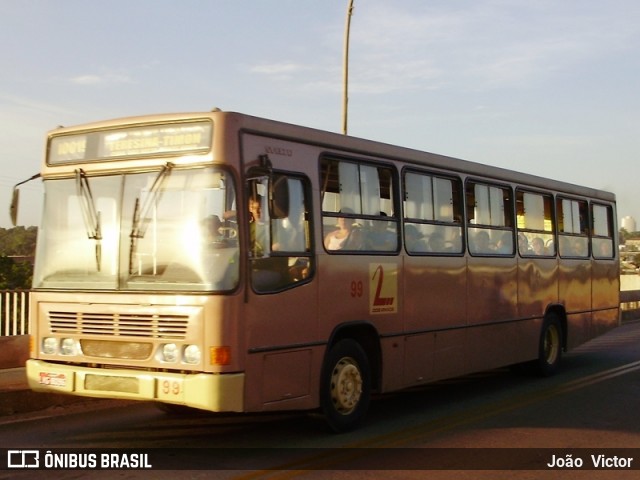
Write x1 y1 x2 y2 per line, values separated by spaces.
0 335 29 369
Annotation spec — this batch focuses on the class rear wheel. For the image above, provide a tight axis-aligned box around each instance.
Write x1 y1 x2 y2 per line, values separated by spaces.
320 339 371 433
535 314 563 376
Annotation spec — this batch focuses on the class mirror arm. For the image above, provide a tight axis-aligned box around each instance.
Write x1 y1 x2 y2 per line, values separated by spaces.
9 173 41 226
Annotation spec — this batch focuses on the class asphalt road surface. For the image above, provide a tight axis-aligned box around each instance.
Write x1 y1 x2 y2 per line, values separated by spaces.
2 321 640 479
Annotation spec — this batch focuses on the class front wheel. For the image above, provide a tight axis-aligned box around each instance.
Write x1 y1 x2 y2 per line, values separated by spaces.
320 339 371 433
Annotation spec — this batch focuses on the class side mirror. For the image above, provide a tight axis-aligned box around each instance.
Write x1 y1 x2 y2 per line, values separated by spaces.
9 173 41 226
269 175 289 219
9 188 19 226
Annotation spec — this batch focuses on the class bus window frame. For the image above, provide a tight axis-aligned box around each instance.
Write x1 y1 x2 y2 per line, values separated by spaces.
556 195 590 259
515 187 557 258
248 170 315 294
465 178 515 257
591 202 615 260
402 168 465 256
320 155 400 255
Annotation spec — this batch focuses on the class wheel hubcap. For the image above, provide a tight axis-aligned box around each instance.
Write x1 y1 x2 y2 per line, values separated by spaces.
544 325 560 365
330 357 362 415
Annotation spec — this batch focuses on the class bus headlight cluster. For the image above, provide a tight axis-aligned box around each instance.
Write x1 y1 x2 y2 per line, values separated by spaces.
42 337 79 356
159 343 201 365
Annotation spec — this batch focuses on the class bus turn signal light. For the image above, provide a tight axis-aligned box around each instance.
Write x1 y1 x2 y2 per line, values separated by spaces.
210 346 231 366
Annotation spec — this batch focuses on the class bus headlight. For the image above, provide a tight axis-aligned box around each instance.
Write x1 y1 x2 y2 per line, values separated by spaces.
43 337 59 355
183 345 201 365
60 338 77 356
162 343 179 363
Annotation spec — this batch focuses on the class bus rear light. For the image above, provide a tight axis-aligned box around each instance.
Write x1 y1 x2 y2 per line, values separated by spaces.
210 346 231 366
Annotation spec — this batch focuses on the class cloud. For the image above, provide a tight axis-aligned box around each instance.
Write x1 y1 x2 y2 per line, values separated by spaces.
69 71 133 86
343 1 640 91
0 93 76 117
248 62 312 82
248 61 345 95
250 62 304 75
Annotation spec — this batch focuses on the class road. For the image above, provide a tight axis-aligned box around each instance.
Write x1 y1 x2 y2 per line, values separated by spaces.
2 322 640 479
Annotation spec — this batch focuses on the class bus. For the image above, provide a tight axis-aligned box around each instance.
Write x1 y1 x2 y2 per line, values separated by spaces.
14 110 619 432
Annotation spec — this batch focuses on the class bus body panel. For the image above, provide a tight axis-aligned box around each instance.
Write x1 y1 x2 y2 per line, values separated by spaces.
402 255 467 386
559 258 593 349
517 257 559 319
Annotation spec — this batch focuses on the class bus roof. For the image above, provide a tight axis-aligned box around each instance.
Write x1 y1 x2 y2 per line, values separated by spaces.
47 110 616 203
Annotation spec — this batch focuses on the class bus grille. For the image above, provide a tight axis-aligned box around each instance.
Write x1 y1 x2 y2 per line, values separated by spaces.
48 311 189 339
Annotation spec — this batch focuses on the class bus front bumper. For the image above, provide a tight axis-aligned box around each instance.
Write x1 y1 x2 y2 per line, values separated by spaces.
26 359 244 412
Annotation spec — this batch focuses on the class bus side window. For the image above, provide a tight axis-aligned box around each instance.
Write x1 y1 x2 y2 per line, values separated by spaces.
403 171 463 255
466 181 514 256
251 175 313 293
321 158 398 253
557 197 589 258
516 190 556 257
592 203 614 259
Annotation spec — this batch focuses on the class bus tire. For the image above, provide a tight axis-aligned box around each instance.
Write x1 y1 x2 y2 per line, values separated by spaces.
535 313 563 377
320 339 371 433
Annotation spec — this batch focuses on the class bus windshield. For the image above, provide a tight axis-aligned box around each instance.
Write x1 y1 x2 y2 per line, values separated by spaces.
33 166 239 291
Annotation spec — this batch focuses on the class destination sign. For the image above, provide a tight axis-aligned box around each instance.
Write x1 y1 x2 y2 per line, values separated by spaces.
48 120 212 164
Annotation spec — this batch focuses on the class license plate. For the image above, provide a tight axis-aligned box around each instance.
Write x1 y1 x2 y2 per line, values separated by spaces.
39 372 67 387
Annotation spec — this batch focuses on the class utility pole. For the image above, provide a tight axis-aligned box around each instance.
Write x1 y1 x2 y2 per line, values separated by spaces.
342 0 354 135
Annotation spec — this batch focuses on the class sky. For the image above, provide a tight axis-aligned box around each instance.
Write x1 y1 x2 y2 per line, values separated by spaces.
1 0 639 229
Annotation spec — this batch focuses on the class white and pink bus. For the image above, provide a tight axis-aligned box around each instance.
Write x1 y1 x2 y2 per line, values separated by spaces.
15 110 619 431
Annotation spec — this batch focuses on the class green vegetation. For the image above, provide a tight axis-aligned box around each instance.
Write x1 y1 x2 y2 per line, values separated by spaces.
0 226 37 289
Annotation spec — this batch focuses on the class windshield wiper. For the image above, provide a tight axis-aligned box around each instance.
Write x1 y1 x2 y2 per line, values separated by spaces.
128 162 174 274
75 169 102 272
129 162 174 239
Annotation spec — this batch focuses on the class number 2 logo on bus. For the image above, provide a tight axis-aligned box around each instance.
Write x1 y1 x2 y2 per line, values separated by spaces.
369 263 398 314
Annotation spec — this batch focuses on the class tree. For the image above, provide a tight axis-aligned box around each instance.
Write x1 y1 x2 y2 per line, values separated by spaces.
0 256 32 289
620 228 629 245
0 226 37 256
0 226 37 290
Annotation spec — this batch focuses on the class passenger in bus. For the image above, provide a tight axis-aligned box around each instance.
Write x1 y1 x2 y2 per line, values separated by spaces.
369 212 396 251
249 195 267 257
428 231 446 253
324 210 364 250
471 230 491 254
325 216 352 250
496 232 513 254
404 224 428 252
572 238 588 257
596 238 613 257
518 234 531 255
531 237 546 255
558 236 572 256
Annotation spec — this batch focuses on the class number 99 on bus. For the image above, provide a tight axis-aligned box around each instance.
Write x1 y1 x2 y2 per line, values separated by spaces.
159 379 182 398
350 280 363 298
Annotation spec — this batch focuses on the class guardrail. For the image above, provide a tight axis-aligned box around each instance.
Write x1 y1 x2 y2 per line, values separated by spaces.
0 290 29 336
620 289 640 323
1 289 639 337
